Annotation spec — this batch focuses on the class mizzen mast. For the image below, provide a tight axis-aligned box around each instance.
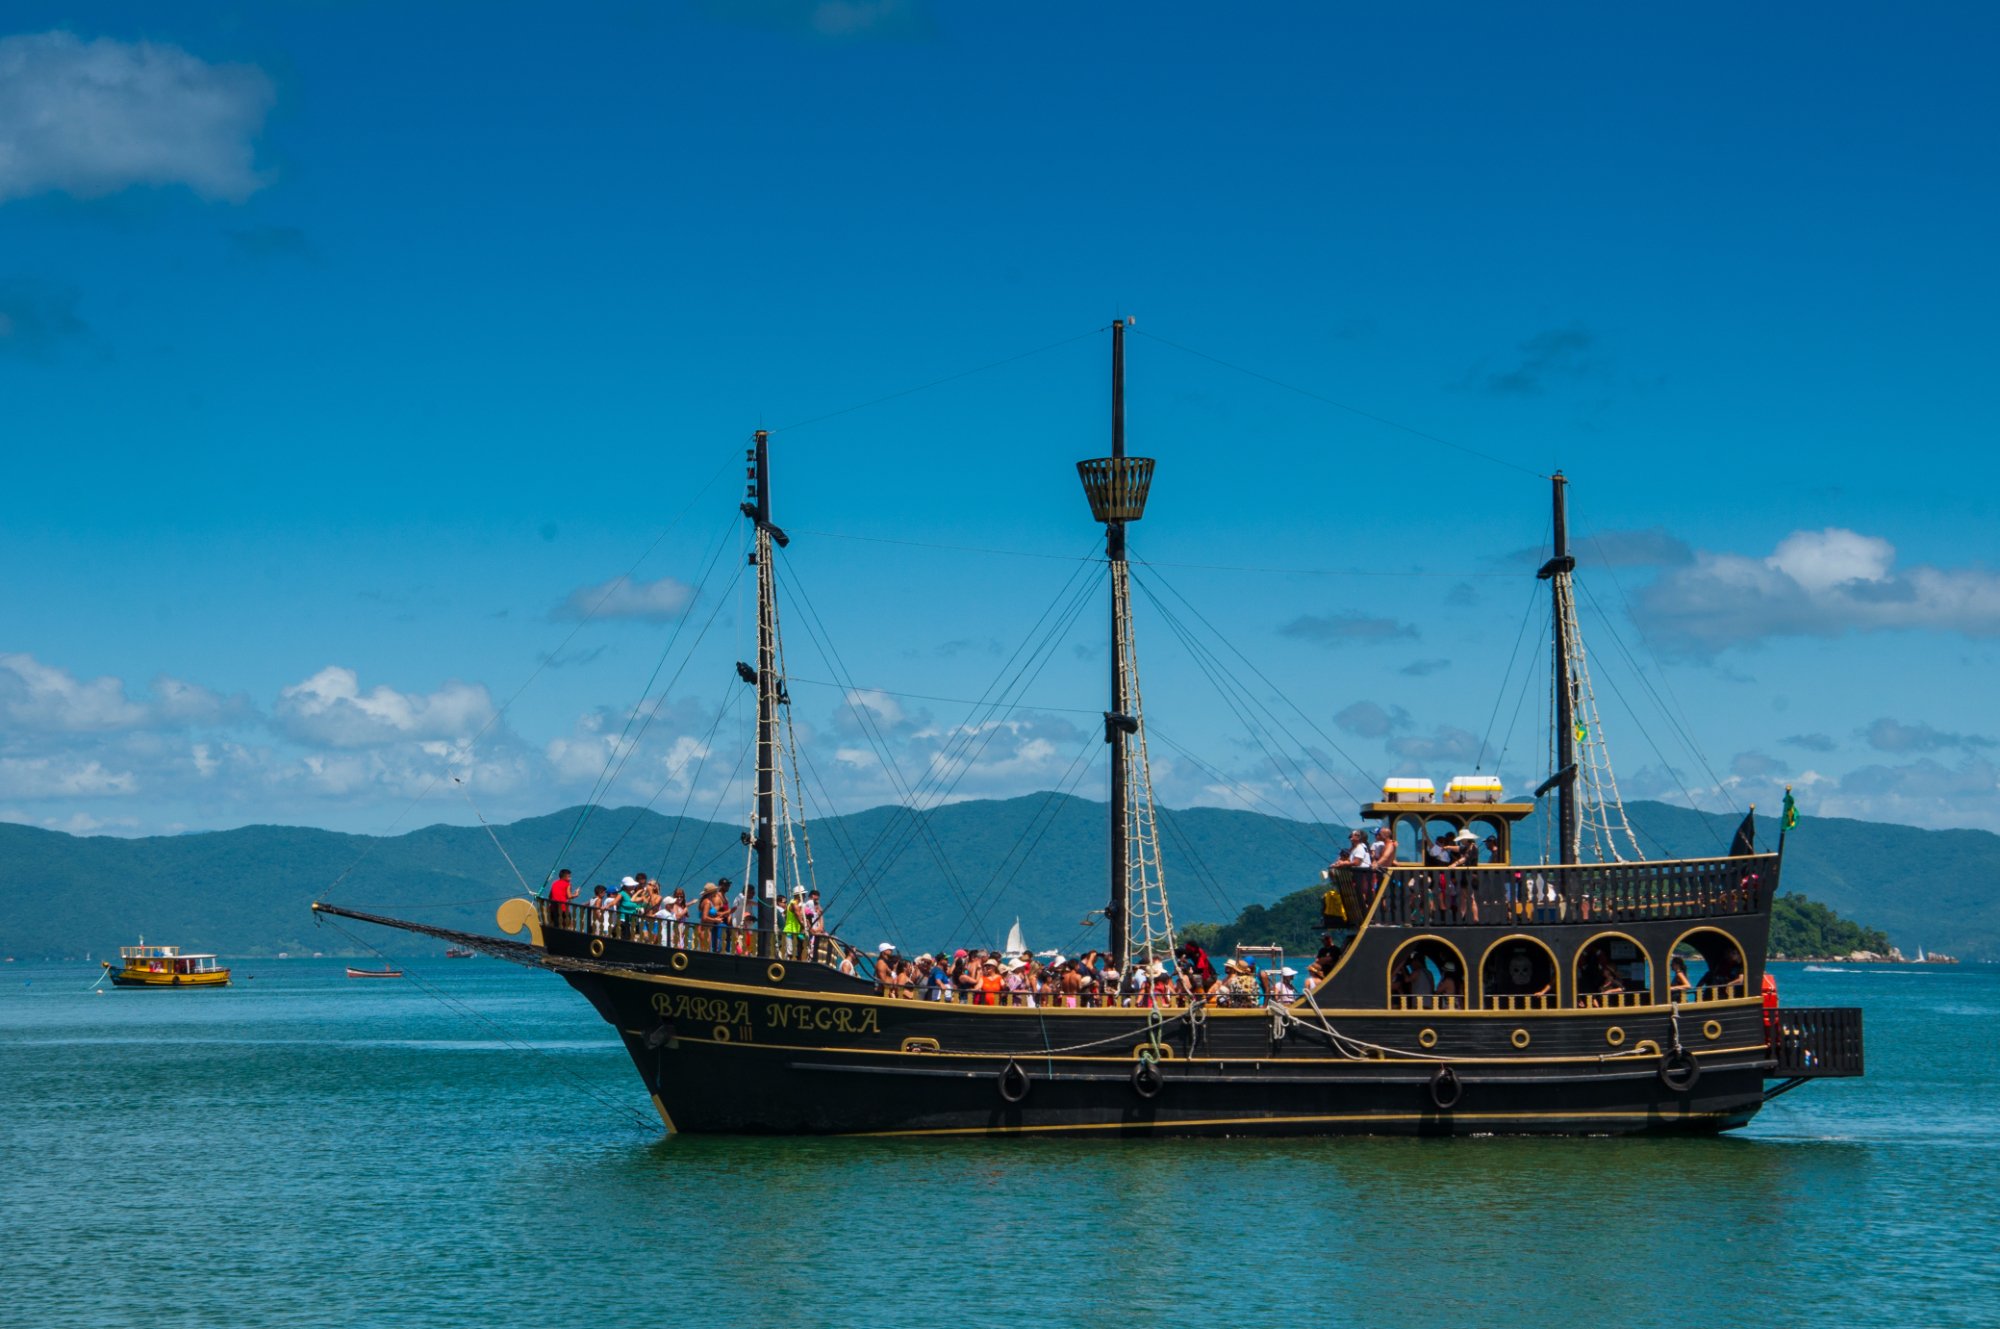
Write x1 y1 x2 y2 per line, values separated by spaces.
1538 470 1642 865
1538 471 1580 865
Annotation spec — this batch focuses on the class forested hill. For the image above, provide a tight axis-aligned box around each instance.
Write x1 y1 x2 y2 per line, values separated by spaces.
0 796 1986 959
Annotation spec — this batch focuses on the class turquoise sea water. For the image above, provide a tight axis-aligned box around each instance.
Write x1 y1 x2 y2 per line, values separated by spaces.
3 958 1995 1328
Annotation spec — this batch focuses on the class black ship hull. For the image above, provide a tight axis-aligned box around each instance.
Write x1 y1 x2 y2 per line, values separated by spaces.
556 942 1773 1139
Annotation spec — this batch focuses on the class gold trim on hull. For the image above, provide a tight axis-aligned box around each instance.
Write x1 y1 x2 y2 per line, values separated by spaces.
840 1108 1739 1139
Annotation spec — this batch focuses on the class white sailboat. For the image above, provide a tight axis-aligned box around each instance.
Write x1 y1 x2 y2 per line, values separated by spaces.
1003 917 1026 955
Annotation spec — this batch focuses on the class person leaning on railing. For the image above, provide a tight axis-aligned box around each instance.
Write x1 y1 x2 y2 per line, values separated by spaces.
696 882 726 952
547 869 577 928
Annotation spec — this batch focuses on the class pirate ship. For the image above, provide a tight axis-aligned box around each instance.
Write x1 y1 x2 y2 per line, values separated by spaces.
318 322 1863 1136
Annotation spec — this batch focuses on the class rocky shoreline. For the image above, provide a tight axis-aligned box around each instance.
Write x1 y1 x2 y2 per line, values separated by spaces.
1772 948 1958 964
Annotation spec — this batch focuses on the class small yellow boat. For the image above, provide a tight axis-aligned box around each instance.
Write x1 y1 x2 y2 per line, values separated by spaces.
104 940 231 988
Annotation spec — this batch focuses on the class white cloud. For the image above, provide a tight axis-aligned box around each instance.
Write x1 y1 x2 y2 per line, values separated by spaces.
841 688 906 728
0 31 274 203
275 666 495 749
0 653 242 733
0 755 137 797
1386 726 1482 764
1633 528 2000 655
0 652 144 730
0 807 138 834
550 575 697 623
1333 700 1410 739
1815 757 2000 831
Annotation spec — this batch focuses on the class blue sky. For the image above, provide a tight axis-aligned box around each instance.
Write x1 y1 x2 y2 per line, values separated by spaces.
4 1 1999 839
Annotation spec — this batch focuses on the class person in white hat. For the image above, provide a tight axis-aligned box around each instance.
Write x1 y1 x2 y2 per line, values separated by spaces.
1448 830 1482 922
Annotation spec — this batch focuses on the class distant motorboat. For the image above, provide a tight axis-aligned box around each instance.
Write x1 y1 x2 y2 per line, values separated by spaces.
105 939 231 988
444 947 475 959
345 966 404 979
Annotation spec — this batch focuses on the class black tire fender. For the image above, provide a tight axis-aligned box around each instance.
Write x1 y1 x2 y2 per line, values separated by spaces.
1429 1063 1463 1110
1131 1057 1165 1100
998 1058 1031 1104
1660 1047 1701 1093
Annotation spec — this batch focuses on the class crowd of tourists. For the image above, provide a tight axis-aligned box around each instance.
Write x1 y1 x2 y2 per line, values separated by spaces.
864 936 1348 1008
542 867 837 959
540 868 1347 1007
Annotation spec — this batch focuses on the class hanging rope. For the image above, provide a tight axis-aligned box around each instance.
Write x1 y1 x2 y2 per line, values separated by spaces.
314 912 657 1135
1552 567 1644 862
1113 560 1178 968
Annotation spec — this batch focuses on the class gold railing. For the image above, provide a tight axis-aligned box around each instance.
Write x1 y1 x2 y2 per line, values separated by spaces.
1481 993 1559 1011
1677 981 1748 1004
1388 993 1467 1011
1576 988 1654 1009
1357 854 1776 928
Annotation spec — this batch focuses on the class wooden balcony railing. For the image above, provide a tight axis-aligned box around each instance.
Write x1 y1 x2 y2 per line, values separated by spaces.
1354 854 1776 929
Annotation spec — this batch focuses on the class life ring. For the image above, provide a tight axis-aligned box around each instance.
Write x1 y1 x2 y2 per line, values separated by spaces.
670 951 688 971
1510 1028 1531 1050
1417 1027 1438 1050
1702 1019 1723 1041
1660 1048 1701 1092
998 1058 1031 1104
1131 1057 1165 1099
767 962 787 983
1605 1026 1626 1047
1429 1064 1463 1110
588 938 605 958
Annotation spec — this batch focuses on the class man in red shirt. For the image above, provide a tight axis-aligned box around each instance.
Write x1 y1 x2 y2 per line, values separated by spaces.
549 868 576 924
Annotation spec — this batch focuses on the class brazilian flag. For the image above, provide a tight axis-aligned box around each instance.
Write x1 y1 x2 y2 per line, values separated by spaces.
1782 787 1800 832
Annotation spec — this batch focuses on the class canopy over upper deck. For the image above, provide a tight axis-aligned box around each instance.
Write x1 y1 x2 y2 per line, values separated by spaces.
1360 777 1537 863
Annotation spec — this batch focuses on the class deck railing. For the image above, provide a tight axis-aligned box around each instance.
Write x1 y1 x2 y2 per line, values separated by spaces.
538 901 850 967
1358 855 1775 929
1480 992 1558 1012
1389 993 1467 1011
1769 1006 1865 1077
1576 987 1655 1009
1676 980 1748 1004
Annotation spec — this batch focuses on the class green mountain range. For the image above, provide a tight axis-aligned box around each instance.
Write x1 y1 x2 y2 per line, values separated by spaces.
0 796 1982 961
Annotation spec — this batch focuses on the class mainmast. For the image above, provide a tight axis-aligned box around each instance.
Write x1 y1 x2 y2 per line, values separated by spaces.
1077 319 1159 969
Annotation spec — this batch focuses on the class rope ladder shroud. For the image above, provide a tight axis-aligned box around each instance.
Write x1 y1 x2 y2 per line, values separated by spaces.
1552 563 1643 864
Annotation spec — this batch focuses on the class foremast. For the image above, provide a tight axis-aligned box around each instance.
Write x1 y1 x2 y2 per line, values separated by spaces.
1076 319 1175 971
743 429 811 945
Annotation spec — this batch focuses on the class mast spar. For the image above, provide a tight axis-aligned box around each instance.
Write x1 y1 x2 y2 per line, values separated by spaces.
747 429 779 943
1077 319 1171 970
1539 472 1579 864
1538 471 1642 865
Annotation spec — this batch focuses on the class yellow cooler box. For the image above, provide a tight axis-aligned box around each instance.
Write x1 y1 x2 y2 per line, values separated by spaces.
1380 778 1435 804
1445 774 1504 803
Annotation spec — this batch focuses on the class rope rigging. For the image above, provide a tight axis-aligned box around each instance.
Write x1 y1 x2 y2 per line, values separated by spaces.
1134 561 1376 808
1128 571 1358 846
546 508 746 883
1111 560 1177 968
1551 560 1644 863
792 551 1108 943
320 450 739 897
